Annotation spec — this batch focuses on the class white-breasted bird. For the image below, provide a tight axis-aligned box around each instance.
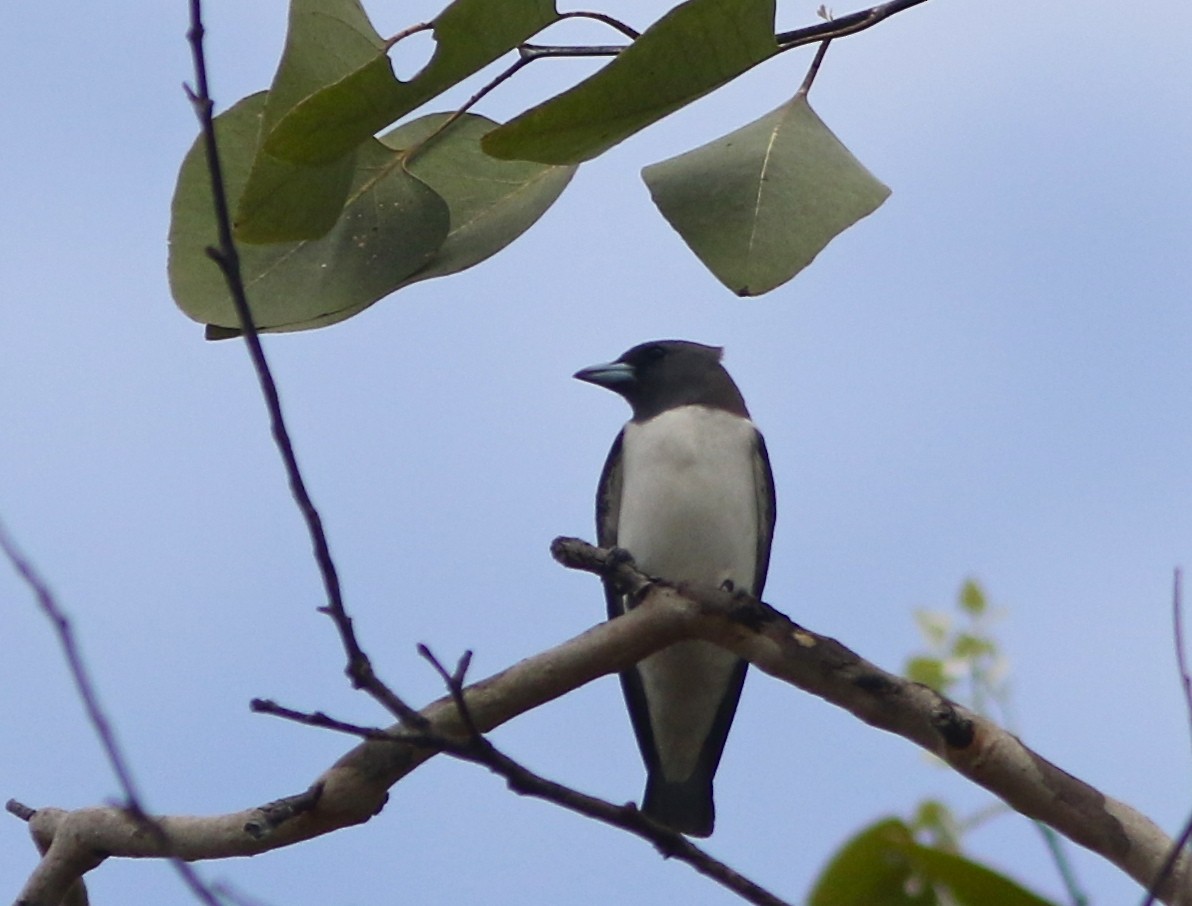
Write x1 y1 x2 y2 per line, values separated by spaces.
575 340 776 836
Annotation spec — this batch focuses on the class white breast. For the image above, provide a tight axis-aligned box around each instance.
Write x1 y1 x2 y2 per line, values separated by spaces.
618 405 759 591
616 405 761 782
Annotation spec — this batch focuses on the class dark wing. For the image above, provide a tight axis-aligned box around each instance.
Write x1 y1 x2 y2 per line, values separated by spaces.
595 431 668 784
751 429 777 598
595 429 625 618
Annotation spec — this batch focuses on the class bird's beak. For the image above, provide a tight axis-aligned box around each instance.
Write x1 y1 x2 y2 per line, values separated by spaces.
574 360 635 389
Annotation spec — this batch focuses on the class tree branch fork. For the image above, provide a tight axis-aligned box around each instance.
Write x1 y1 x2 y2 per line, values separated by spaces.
10 539 1190 905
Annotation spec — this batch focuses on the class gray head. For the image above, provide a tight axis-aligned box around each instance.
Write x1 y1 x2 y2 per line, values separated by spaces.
574 340 749 422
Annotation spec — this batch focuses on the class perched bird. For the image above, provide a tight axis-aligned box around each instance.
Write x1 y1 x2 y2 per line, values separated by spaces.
574 340 776 837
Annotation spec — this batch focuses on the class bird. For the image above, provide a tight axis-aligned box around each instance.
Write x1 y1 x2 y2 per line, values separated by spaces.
574 340 776 837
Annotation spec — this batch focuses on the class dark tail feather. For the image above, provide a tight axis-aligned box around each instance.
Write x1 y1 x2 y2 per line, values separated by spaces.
642 772 715 837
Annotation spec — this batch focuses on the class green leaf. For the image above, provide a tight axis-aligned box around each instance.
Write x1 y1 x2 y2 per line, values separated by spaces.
265 0 560 165
808 819 937 906
952 632 996 661
483 0 778 165
642 92 889 296
906 844 1060 906
905 656 951 693
391 113 577 284
169 100 573 335
910 800 962 853
233 150 359 244
809 818 1061 906
169 93 449 332
959 580 987 616
234 0 387 242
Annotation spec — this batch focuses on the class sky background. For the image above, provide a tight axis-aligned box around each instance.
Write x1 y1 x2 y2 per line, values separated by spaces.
3 0 1191 903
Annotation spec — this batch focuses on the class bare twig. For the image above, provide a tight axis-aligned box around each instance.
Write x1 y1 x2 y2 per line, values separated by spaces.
1035 821 1090 906
183 0 422 729
775 0 931 49
797 40 832 95
1141 569 1192 906
0 519 222 906
511 0 929 62
557 9 640 39
1174 569 1192 753
415 644 793 906
250 699 395 741
403 54 536 164
383 21 433 51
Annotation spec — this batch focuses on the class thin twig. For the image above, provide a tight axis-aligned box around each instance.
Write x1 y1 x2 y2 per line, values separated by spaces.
511 0 930 62
517 42 629 60
183 0 422 729
403 54 535 165
1034 821 1090 906
250 699 394 741
775 0 932 49
1141 569 1192 906
1142 812 1192 906
1174 569 1192 754
383 21 433 51
0 519 222 906
797 40 831 95
558 10 640 39
415 644 793 906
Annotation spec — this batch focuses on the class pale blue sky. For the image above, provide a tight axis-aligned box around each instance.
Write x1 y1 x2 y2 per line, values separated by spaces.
3 1 1191 903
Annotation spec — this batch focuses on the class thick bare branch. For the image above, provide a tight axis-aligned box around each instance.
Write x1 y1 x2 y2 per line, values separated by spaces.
13 539 1192 904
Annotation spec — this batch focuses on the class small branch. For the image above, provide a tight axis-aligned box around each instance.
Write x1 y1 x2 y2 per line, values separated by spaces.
797 39 832 95
517 41 629 60
557 9 640 39
183 0 422 729
415 644 793 906
512 0 930 63
1035 821 1090 906
403 54 535 165
1174 569 1192 754
1141 569 1192 906
0 518 221 906
250 699 394 742
775 0 932 50
1143 815 1192 906
383 21 433 51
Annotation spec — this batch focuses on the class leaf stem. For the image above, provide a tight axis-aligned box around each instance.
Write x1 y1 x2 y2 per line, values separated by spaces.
797 39 832 95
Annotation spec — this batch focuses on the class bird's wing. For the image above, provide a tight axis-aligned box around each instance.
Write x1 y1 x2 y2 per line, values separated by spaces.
751 429 777 598
596 428 625 617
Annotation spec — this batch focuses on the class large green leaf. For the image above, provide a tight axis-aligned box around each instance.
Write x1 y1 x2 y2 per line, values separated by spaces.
234 0 385 242
390 114 577 284
482 0 778 165
264 0 560 166
169 98 574 336
642 92 890 296
171 93 448 331
808 818 1060 906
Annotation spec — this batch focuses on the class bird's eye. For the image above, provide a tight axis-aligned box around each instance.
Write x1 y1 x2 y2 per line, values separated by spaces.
642 344 666 361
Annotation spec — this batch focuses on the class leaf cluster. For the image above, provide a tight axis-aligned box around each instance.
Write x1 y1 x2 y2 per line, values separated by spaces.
169 0 893 336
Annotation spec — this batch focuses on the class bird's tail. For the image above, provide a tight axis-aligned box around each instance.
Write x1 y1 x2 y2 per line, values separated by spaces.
642 772 715 837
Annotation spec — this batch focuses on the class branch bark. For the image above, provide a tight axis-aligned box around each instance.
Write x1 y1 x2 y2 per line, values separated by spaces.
11 539 1192 905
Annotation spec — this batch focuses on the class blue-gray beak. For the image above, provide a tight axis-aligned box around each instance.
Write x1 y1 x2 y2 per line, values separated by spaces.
574 360 636 389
